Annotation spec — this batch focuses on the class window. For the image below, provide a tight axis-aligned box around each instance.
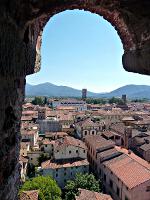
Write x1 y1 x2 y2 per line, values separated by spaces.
64 172 66 176
104 174 106 182
76 150 78 153
56 173 58 177
76 166 78 169
109 179 113 188
146 186 150 192
45 145 47 147
125 196 129 200
84 131 87 135
99 169 101 175
57 150 59 153
92 130 95 135
83 150 85 153
69 150 71 154
117 187 120 196
31 158 33 160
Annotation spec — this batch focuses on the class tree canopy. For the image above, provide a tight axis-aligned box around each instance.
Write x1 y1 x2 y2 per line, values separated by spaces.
86 98 107 105
32 97 44 105
108 97 125 105
38 153 49 166
65 173 101 200
19 176 62 200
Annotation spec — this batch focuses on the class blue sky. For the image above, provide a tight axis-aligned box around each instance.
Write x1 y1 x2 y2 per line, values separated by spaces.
27 10 150 93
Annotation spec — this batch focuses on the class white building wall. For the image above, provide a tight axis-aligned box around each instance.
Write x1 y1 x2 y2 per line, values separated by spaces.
42 164 89 188
54 145 87 160
27 151 43 166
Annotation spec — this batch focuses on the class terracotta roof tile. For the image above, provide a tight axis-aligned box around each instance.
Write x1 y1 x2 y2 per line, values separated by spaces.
103 154 150 189
76 189 112 200
20 190 38 200
55 136 87 150
85 135 115 150
41 159 89 169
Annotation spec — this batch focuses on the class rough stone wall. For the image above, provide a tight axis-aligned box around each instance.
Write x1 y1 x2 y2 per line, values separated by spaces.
0 1 149 200
0 77 25 200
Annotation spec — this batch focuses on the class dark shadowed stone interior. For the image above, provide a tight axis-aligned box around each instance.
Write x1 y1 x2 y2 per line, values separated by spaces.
0 1 150 199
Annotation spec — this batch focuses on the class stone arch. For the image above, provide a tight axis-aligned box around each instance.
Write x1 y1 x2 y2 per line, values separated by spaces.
18 0 150 76
32 5 136 74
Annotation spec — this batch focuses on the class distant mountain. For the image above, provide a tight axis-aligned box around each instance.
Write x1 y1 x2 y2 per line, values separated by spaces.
26 83 150 99
26 82 96 97
97 85 150 99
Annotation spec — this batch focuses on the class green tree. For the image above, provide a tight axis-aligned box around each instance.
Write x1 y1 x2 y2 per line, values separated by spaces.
44 97 48 105
27 163 35 178
19 176 62 200
38 153 48 166
86 98 107 105
32 97 44 105
108 97 124 105
65 173 101 200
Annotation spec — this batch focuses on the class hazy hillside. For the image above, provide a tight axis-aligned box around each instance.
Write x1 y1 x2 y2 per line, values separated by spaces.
97 85 150 98
26 82 96 97
26 83 150 99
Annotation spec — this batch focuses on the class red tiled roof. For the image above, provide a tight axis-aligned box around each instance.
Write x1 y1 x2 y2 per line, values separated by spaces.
110 123 125 135
97 147 122 160
45 131 68 138
41 159 89 169
55 136 87 150
85 135 115 150
102 131 118 138
115 146 150 170
42 139 55 145
76 189 112 200
20 190 38 200
76 118 98 127
103 154 150 189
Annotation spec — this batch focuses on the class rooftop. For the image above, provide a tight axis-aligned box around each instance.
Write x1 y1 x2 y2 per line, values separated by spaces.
110 123 125 135
41 158 89 169
102 131 119 139
19 190 38 200
45 131 68 137
76 189 112 200
76 118 102 128
85 135 115 151
55 136 87 150
97 147 122 161
103 152 150 189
